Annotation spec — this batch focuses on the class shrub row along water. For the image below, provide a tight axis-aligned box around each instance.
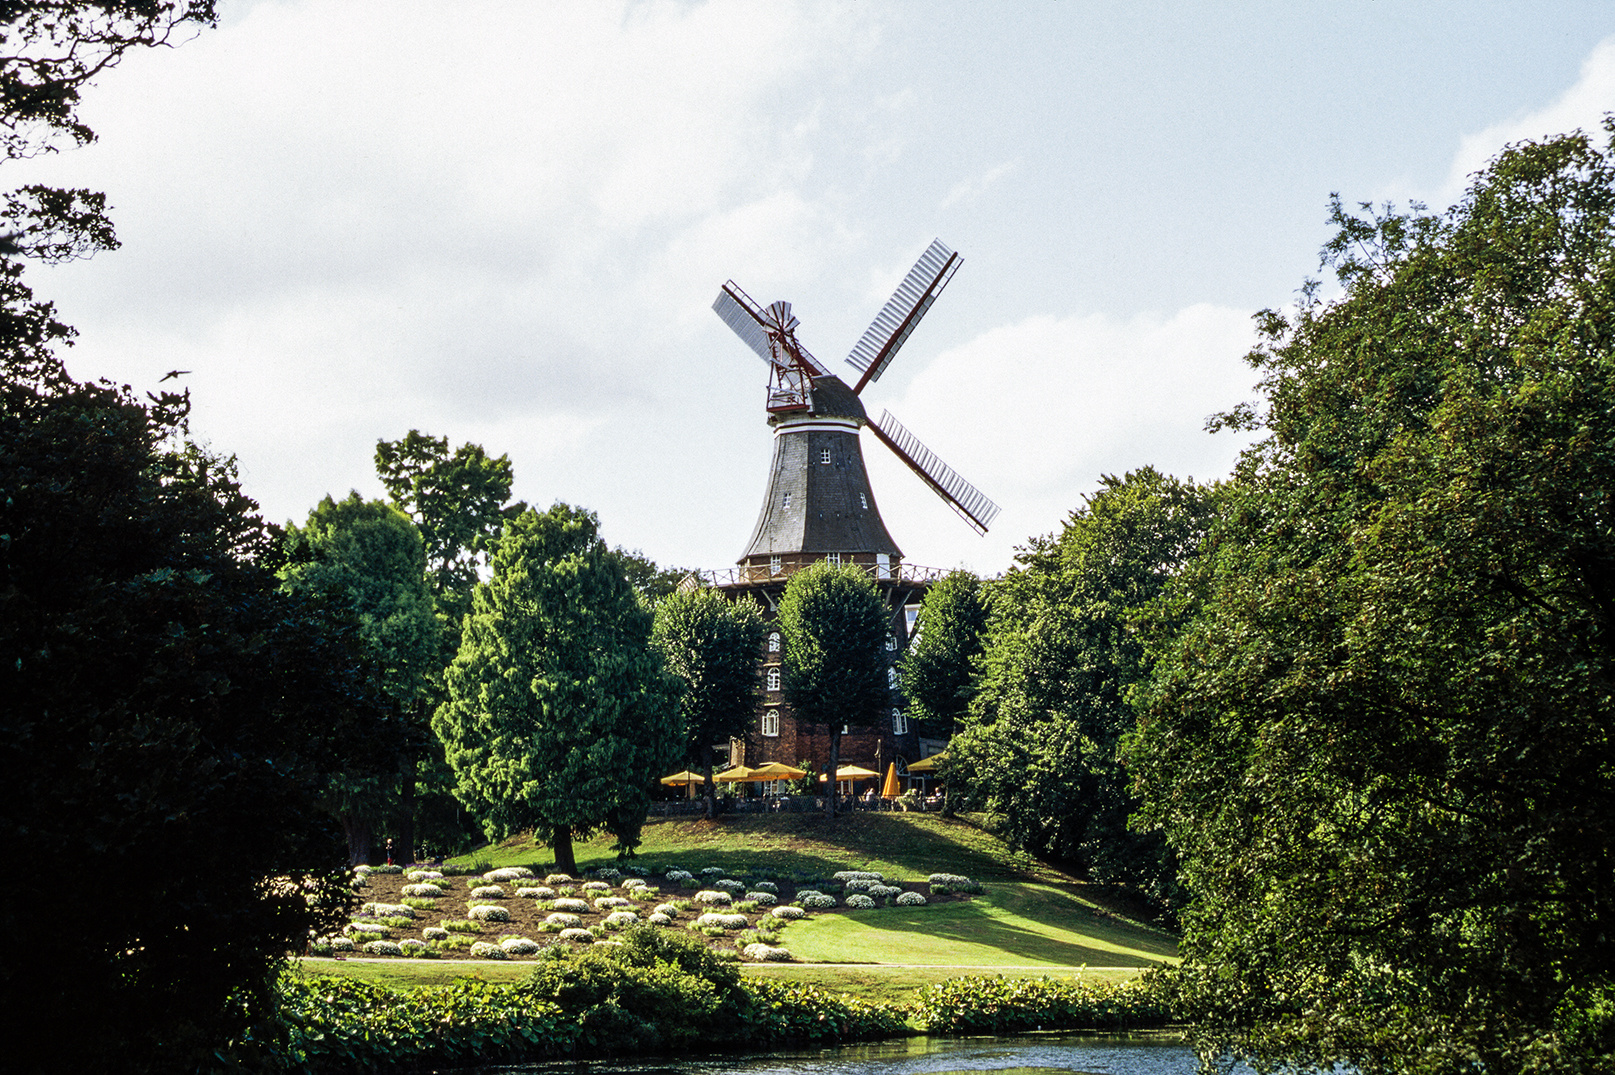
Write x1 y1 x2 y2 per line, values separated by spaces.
238 929 1177 1072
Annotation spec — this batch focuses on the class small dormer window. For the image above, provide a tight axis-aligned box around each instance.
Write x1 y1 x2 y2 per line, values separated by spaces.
859 492 868 509
820 448 830 464
768 632 780 652
770 555 781 575
827 552 841 567
782 493 791 509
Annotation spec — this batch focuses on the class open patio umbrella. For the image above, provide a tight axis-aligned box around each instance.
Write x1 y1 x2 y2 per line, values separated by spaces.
817 764 880 780
659 770 705 786
906 751 947 772
880 762 901 799
714 764 761 783
751 761 807 779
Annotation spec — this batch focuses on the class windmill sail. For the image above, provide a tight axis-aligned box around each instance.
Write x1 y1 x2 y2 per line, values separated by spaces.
713 282 774 363
846 239 962 394
869 410 1000 535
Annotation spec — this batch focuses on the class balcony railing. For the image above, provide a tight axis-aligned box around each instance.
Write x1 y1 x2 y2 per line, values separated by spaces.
687 561 950 589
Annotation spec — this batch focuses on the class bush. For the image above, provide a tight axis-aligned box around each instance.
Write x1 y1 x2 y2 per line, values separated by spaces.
843 878 876 893
582 881 611 892
647 913 673 926
927 872 971 886
589 867 621 881
468 905 511 923
896 891 927 906
833 870 882 882
622 878 647 890
516 886 554 899
552 898 590 913
694 890 731 905
742 943 791 962
799 893 835 909
844 894 876 909
558 928 594 944
909 972 1178 1034
363 902 415 918
695 913 748 931
544 873 573 885
663 869 693 884
469 941 510 960
602 911 640 930
484 867 534 882
594 896 632 911
364 940 403 956
868 885 901 899
406 869 443 881
469 885 504 899
546 913 582 928
714 878 745 893
500 937 540 955
770 906 805 920
422 927 449 941
399 939 428 955
653 903 679 918
751 880 778 894
442 919 480 934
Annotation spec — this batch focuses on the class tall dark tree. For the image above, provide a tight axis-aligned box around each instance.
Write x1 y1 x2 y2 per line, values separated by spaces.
1128 124 1615 1073
898 569 989 741
950 468 1213 913
435 504 682 873
777 561 891 818
279 493 439 864
652 586 766 818
0 359 392 1073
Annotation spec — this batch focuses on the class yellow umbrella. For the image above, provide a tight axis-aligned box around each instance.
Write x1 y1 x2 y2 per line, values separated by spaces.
906 751 947 773
818 764 881 781
714 764 761 783
751 761 807 779
659 770 704 785
880 762 901 799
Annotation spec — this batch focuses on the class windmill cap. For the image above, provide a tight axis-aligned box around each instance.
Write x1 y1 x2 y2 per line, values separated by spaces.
775 374 864 424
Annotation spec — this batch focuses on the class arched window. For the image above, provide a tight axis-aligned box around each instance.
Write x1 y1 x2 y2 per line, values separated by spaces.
768 632 781 652
763 710 780 736
892 709 908 735
767 668 781 691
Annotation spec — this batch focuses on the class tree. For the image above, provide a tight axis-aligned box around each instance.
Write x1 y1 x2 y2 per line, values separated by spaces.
898 569 989 741
777 560 892 818
0 358 392 1073
435 503 683 873
279 493 439 864
652 586 766 818
949 469 1212 913
1126 123 1615 1073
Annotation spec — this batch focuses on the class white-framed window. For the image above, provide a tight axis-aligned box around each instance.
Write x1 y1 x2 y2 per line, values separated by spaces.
888 667 899 689
764 779 781 795
770 555 781 575
892 709 908 735
886 634 897 651
820 448 831 464
768 632 781 652
859 492 868 509
782 493 791 509
763 709 780 736
767 668 781 691
827 552 841 567
841 723 849 734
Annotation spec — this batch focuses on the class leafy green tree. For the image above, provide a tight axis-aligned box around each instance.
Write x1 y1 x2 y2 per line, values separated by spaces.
652 586 766 817
0 357 392 1072
617 545 694 604
1127 124 1615 1073
777 560 892 818
898 569 989 741
435 503 683 872
950 469 1212 912
279 493 439 863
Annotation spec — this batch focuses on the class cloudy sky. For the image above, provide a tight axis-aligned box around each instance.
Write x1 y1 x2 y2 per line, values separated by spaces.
12 1 1615 575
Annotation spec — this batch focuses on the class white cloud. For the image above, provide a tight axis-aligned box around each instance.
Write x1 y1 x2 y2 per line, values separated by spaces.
940 160 1018 209
1435 35 1615 206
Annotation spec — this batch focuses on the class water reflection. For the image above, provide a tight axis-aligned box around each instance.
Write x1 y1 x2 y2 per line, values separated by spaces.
498 1033 1196 1075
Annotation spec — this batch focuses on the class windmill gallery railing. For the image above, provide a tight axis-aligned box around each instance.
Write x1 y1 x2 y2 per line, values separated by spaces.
688 561 952 589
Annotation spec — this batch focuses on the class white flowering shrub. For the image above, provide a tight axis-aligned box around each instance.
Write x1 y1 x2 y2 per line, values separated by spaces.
591 896 629 911
345 922 389 937
751 880 778 894
328 936 356 951
699 866 724 878
869 885 902 899
545 912 582 928
400 939 428 954
406 869 443 881
799 893 836 910
745 891 778 906
696 912 748 931
581 880 610 892
602 911 639 929
364 940 404 956
742 943 791 962
515 887 551 899
558 928 594 944
770 905 805 920
368 901 417 918
842 879 876 893
400 884 444 898
544 873 573 885
552 898 589 913
896 891 928 906
928 872 970 885
484 867 534 882
500 937 540 955
469 885 504 899
647 912 673 926
422 926 450 941
469 941 509 960
622 878 647 890
844 894 876 909
714 878 745 893
694 890 732 905
468 905 511 923
664 869 693 884
834 870 883 882
653 903 680 918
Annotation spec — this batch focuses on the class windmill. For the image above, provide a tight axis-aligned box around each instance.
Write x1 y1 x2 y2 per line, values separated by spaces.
713 239 999 578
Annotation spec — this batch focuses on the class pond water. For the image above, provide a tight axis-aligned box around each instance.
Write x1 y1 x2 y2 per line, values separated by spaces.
497 1033 1200 1075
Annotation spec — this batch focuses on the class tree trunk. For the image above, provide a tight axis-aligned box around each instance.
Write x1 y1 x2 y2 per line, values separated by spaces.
552 824 578 876
341 813 372 867
396 754 417 866
825 726 841 819
703 741 717 820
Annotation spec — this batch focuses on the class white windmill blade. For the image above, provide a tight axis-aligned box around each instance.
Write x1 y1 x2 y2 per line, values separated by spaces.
868 409 1000 535
713 281 774 363
845 239 962 394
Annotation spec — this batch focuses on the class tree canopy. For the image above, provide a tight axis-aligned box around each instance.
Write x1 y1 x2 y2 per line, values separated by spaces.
435 503 682 873
777 561 892 818
898 568 988 741
950 468 1212 913
1127 123 1615 1073
651 585 766 817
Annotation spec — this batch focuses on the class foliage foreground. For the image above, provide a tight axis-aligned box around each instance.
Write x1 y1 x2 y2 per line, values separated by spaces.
239 928 1175 1072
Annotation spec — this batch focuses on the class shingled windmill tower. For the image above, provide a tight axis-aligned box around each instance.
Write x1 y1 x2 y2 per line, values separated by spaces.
707 239 999 780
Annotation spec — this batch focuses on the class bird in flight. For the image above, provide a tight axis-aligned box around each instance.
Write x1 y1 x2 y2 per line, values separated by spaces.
160 370 191 382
